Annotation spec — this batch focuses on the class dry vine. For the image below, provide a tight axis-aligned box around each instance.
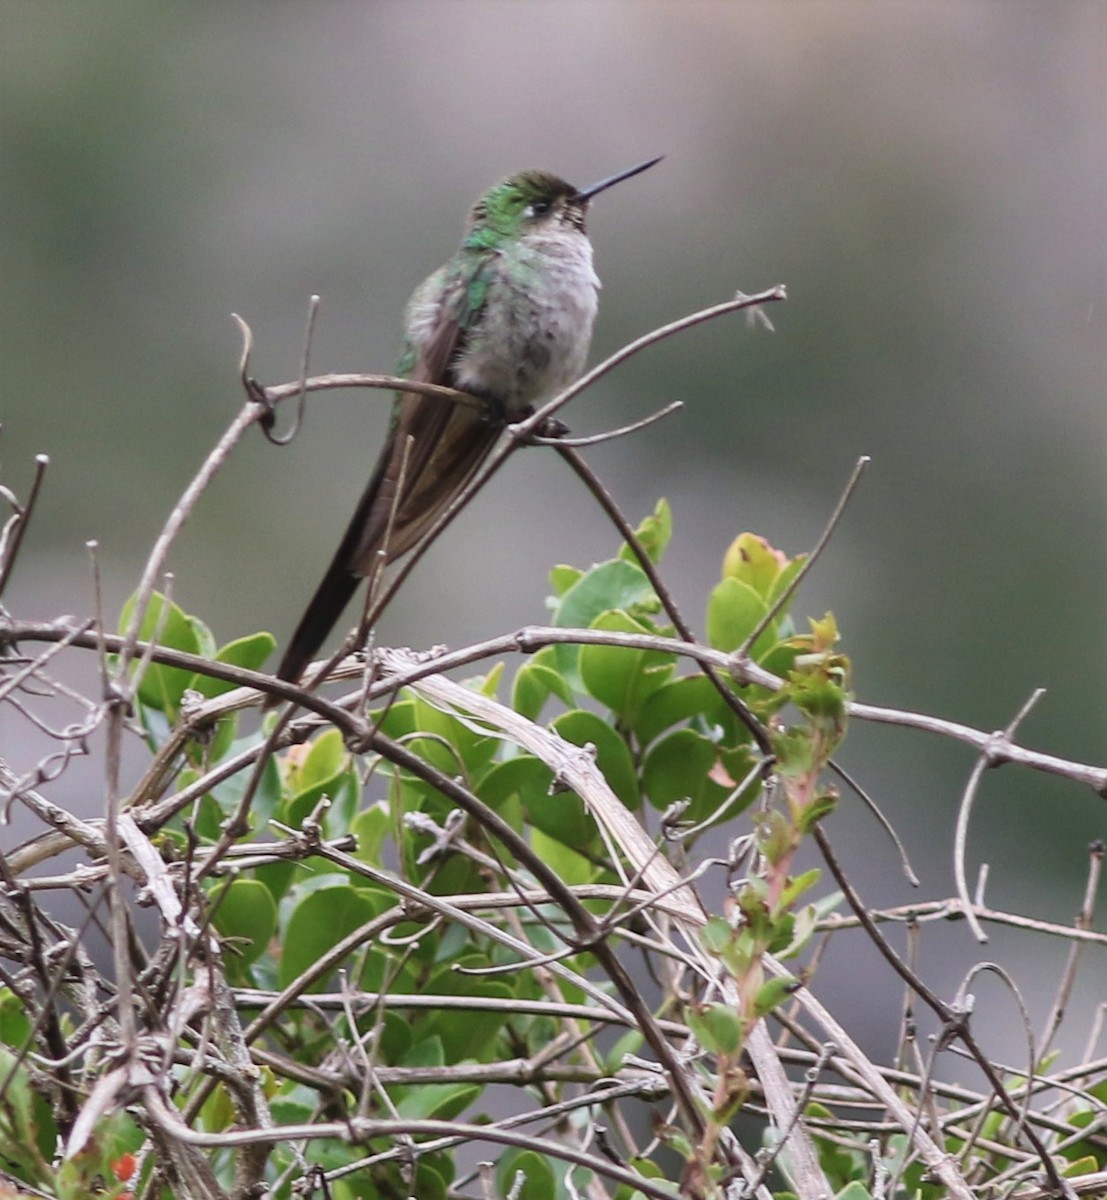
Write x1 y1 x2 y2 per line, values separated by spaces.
0 288 1103 1200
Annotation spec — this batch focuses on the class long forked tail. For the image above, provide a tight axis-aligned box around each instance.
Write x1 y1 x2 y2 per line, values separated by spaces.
273 558 361 689
273 376 500 692
273 472 385 688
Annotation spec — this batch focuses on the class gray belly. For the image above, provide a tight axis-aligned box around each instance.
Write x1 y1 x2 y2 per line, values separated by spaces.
453 249 600 414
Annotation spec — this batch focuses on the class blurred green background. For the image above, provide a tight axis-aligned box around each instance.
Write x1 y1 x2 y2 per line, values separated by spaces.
2 3 1105 1054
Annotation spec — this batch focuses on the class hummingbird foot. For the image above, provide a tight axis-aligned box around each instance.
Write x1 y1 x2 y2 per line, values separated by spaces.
462 388 509 426
509 410 571 443
532 415 571 440
505 402 571 442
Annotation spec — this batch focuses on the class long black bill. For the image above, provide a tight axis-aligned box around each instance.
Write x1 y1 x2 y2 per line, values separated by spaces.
573 154 664 204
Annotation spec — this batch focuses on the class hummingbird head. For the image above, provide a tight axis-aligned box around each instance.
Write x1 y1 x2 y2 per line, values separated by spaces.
463 156 663 250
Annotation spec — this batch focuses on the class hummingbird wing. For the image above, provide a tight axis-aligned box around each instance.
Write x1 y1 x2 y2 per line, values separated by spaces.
275 261 501 686
350 279 501 568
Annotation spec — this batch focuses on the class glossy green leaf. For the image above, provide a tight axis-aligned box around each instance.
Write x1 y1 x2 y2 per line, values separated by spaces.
552 559 656 687
721 532 788 598
211 878 276 970
497 1149 556 1200
118 590 204 715
479 754 552 810
530 826 595 885
370 695 416 742
283 728 357 832
779 868 822 910
481 755 594 848
641 728 728 825
422 968 513 1063
396 1081 481 1121
351 804 389 867
632 672 742 748
617 497 672 565
296 728 347 789
705 576 774 655
549 563 583 596
279 885 390 991
603 1028 645 1074
0 986 31 1049
410 691 497 778
768 552 808 608
687 1002 743 1056
512 652 573 721
753 974 797 1018
189 631 276 699
551 709 639 810
833 1183 875 1200
579 609 674 720
200 734 282 832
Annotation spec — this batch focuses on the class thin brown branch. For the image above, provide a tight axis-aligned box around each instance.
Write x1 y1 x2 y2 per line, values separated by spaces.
0 452 49 601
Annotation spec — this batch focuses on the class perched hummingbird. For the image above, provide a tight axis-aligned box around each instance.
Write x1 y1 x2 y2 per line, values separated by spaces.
275 156 662 687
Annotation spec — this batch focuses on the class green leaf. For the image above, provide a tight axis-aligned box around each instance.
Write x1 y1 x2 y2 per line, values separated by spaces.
721 532 790 599
481 756 598 851
477 661 504 697
351 804 389 867
579 609 674 720
617 497 672 565
753 975 797 1018
530 827 595 885
396 1082 481 1121
283 728 358 833
279 885 390 991
552 559 656 688
409 691 498 778
0 986 32 1048
796 790 838 833
549 563 583 596
370 695 417 742
479 754 553 810
118 590 204 716
603 1028 645 1074
633 673 734 748
834 1183 875 1200
211 878 277 970
701 916 734 955
529 786 594 850
189 631 276 699
512 652 574 721
497 1149 556 1200
779 868 822 909
641 728 729 825
296 727 347 789
0 1047 56 1178
195 712 238 766
705 576 775 657
686 1002 743 1056
421 968 513 1063
200 734 282 832
284 763 357 836
768 552 808 609
551 709 639 810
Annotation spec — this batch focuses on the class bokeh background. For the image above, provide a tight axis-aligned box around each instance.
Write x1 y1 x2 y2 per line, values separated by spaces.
2 3 1105 1062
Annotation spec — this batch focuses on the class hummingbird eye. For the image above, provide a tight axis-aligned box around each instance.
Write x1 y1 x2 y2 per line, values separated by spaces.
525 199 551 218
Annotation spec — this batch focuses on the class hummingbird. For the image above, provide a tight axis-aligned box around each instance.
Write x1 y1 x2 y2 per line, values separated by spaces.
275 155 662 688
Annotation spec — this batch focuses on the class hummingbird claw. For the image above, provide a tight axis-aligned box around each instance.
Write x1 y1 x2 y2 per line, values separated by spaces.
475 393 507 425
533 416 571 440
